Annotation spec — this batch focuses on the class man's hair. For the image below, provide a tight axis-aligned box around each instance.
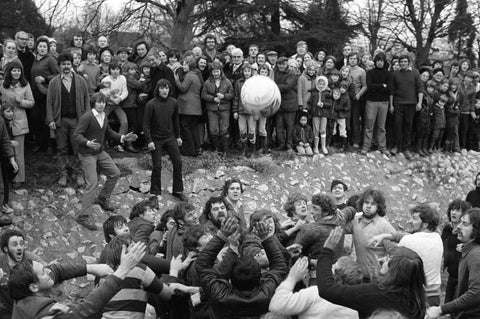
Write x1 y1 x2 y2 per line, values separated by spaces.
231 255 261 290
222 178 244 196
330 179 348 192
8 259 36 301
464 208 480 244
311 194 337 217
184 55 197 70
347 52 359 60
130 197 158 220
166 49 181 60
203 34 217 46
172 202 196 224
283 193 308 218
14 31 27 41
70 33 83 47
153 79 171 98
248 209 281 233
103 215 128 243
84 44 98 55
249 44 259 50
334 256 364 285
57 51 74 65
1 229 25 253
183 225 209 252
447 199 471 222
202 196 228 221
369 310 407 319
91 92 108 108
410 204 439 231
156 209 175 232
346 194 361 208
104 236 132 268
358 188 387 217
231 48 243 57
398 54 411 63
108 62 121 71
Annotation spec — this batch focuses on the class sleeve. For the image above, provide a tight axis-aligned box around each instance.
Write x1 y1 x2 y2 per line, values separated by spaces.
132 222 154 248
143 266 165 294
442 251 480 314
223 79 234 101
143 101 153 143
73 114 91 147
172 102 180 138
141 254 170 275
46 58 59 82
201 81 216 102
45 78 55 124
48 261 87 284
176 73 193 93
232 81 240 113
196 234 231 301
261 236 288 297
70 275 123 319
0 119 14 158
360 69 367 88
269 279 314 315
19 84 35 108
118 76 129 101
105 121 123 143
316 247 377 314
297 76 305 106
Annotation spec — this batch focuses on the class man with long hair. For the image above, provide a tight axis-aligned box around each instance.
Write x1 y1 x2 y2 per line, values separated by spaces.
426 207 480 318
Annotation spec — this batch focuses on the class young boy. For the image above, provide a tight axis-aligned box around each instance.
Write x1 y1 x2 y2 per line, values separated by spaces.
429 93 448 152
332 87 350 152
293 112 314 156
418 80 435 155
73 93 138 230
103 215 130 243
143 79 186 201
329 69 341 90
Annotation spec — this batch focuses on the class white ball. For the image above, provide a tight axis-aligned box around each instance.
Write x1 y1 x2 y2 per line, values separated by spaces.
241 75 281 117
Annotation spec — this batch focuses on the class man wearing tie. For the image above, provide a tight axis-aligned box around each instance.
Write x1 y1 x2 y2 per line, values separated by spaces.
73 93 137 230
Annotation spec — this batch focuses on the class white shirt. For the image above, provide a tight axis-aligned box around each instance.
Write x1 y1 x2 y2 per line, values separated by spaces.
92 108 105 128
398 231 443 287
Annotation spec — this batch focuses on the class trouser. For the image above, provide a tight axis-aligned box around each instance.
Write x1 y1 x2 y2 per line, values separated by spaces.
350 98 365 145
332 119 347 137
1 158 16 205
31 95 49 150
459 113 470 149
13 135 25 183
150 137 183 195
238 114 267 142
124 108 140 134
78 151 120 217
393 104 416 151
56 117 81 175
444 274 458 303
106 104 128 135
207 110 230 137
180 114 201 153
275 111 296 147
364 100 388 151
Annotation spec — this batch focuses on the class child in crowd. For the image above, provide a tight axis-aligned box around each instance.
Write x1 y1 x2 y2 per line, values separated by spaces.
416 80 435 155
339 66 355 101
1 104 17 214
258 65 270 77
471 96 480 150
444 78 460 152
122 62 143 152
332 87 350 152
293 112 314 156
329 69 341 90
311 75 333 155
429 93 448 152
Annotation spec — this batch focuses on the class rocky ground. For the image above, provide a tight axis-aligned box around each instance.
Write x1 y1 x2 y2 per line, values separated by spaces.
4 147 479 315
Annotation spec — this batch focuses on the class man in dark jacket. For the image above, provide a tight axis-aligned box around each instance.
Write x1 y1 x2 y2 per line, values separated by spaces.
427 208 480 318
274 57 298 150
8 242 146 319
196 217 288 319
361 52 392 156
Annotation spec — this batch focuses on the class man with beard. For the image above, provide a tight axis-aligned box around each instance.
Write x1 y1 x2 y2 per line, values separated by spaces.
330 180 348 209
426 208 480 318
369 204 443 305
201 196 230 233
203 34 218 65
0 229 45 319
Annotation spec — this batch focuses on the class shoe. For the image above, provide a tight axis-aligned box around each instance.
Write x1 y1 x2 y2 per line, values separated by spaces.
76 175 85 187
390 147 398 156
114 145 125 152
352 144 360 148
380 149 391 157
403 150 413 160
171 192 188 202
417 148 427 156
360 149 368 156
75 215 97 230
46 146 55 156
124 142 140 153
32 145 41 152
0 214 12 227
2 204 14 214
94 198 118 212
58 175 67 187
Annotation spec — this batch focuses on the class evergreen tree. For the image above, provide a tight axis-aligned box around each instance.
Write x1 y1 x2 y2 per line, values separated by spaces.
0 0 51 41
448 0 477 66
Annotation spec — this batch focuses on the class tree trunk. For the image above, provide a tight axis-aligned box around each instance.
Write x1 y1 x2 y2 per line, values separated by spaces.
171 0 195 50
271 0 280 36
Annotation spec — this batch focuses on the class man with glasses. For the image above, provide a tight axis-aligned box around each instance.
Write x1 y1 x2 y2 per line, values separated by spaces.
14 31 34 82
225 48 244 84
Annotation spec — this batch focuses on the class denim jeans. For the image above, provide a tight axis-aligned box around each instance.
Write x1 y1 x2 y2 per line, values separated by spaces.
363 101 388 151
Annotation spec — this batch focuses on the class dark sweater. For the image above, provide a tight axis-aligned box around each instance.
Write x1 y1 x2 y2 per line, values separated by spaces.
150 63 176 98
390 69 423 105
466 188 480 208
366 67 391 101
73 110 122 155
143 96 180 143
316 248 425 319
17 48 35 82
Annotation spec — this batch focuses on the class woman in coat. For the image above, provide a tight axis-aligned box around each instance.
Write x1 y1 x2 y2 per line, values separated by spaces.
0 61 34 185
175 55 204 156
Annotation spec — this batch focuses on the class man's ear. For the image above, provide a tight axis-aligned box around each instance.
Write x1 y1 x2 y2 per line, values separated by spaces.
29 283 39 293
2 247 7 254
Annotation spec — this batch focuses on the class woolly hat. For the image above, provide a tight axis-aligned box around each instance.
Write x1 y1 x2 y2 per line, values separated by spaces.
316 75 329 91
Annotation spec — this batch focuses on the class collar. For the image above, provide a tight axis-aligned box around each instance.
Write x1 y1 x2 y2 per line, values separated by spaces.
357 213 379 225
61 72 73 80
400 67 413 72
92 109 104 117
461 240 478 257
